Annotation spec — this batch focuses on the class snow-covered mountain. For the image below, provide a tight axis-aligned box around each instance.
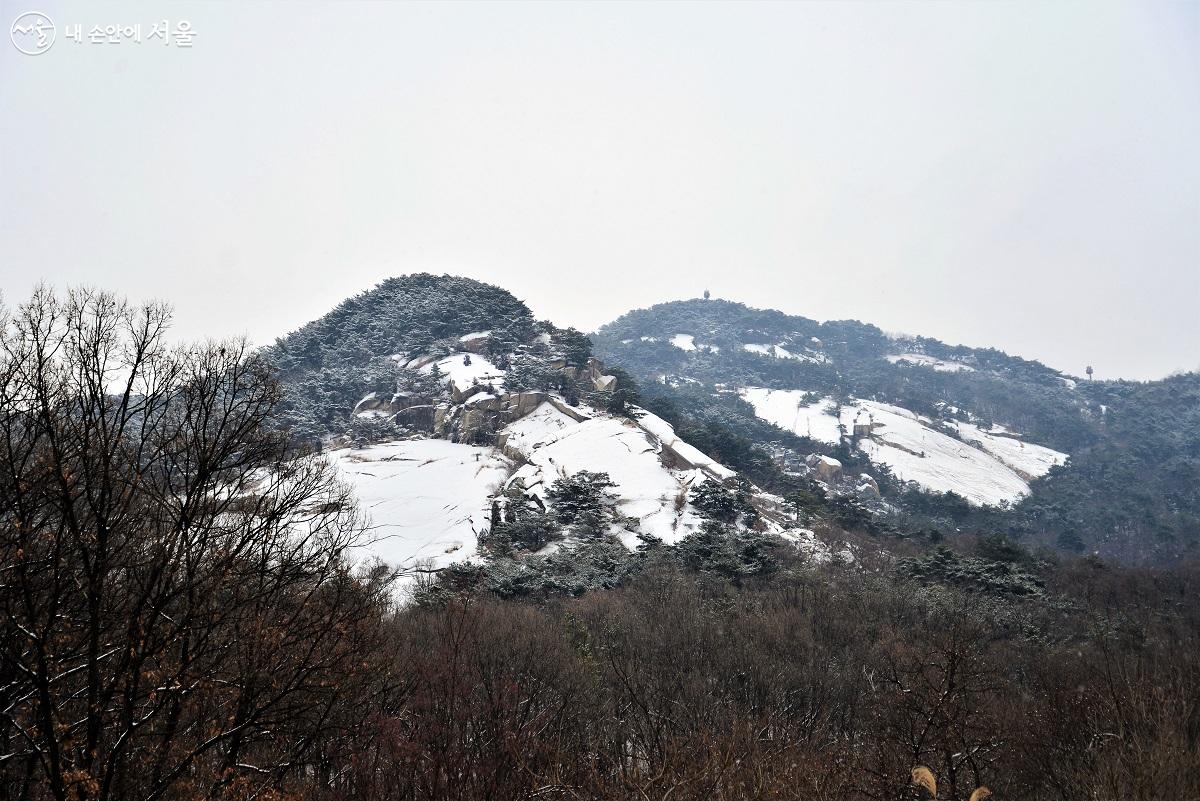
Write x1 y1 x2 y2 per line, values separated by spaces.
266 276 830 590
264 279 1196 571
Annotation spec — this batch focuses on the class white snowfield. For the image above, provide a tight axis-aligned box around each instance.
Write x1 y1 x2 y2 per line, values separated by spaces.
886 353 975 372
739 387 1067 507
333 398 760 575
331 439 511 573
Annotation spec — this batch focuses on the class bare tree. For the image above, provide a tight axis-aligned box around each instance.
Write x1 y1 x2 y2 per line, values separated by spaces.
0 287 387 801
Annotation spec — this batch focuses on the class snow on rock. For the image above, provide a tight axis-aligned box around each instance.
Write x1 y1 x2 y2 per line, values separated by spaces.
739 387 1065 506
851 400 1028 506
499 409 710 547
420 353 505 394
332 439 512 574
771 344 817 362
949 422 1068 480
634 409 736 480
886 353 975 372
499 401 579 454
743 343 824 363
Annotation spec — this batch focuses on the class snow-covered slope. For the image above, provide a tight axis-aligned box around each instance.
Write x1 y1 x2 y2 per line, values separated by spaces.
948 421 1068 480
503 403 741 546
502 404 711 548
885 353 975 372
332 398 765 574
331 439 511 571
739 387 1067 506
738 388 844 445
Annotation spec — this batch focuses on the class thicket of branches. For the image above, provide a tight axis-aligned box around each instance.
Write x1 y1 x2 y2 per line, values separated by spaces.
0 289 392 801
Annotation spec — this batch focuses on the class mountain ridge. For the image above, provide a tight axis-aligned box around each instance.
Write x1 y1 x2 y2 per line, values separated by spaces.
594 295 1199 564
258 275 1195 573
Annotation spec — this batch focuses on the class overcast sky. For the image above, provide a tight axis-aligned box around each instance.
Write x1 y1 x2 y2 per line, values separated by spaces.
1 1 1197 380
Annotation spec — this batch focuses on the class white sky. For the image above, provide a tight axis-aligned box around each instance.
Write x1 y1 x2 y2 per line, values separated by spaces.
1 0 1197 380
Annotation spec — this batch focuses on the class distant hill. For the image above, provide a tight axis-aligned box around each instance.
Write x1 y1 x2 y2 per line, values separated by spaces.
594 297 1199 564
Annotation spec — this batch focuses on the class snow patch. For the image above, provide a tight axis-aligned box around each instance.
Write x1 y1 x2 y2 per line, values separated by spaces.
670 334 696 351
886 353 974 373
420 353 506 394
742 343 822 363
499 401 579 454
739 388 843 445
949 422 1068 480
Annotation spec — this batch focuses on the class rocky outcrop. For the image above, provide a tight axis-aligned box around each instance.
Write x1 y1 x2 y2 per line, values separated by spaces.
395 404 437 432
353 391 434 417
431 390 594 445
855 473 880 499
357 350 620 446
806 453 843 483
459 332 491 354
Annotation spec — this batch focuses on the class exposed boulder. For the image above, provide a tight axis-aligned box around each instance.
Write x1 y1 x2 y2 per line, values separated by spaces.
806 453 843 483
855 473 881 499
352 393 387 415
458 331 491 354
503 391 548 418
354 391 433 417
593 373 618 392
465 392 503 412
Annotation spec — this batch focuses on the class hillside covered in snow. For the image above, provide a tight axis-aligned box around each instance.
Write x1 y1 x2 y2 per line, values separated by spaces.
265 276 834 593
260 278 1196 571
595 297 1199 564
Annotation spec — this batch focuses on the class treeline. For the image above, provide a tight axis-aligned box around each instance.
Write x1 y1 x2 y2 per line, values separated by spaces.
358 556 1199 801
